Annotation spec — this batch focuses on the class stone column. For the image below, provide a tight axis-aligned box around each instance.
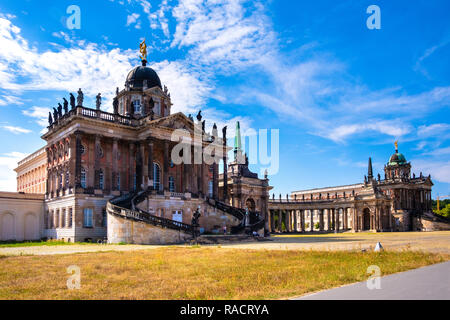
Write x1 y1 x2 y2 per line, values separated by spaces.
301 210 305 232
94 135 101 190
147 138 154 190
112 138 119 191
129 142 135 191
293 210 298 232
310 210 314 232
140 142 146 189
277 209 282 232
74 131 82 188
135 142 143 192
285 210 290 232
319 209 324 231
163 141 169 191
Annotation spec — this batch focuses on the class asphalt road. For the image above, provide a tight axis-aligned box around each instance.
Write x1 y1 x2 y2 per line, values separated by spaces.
295 261 450 300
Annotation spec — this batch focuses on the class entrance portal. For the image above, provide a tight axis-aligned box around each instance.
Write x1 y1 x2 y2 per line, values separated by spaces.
246 198 256 212
363 208 371 231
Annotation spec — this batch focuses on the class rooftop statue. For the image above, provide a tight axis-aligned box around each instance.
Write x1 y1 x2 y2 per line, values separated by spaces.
96 93 102 110
77 88 84 106
57 103 63 117
48 112 53 126
139 39 147 61
63 98 69 114
196 110 202 122
69 93 76 110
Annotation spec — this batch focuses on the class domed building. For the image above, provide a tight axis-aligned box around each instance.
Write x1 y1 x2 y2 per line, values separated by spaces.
8 45 270 243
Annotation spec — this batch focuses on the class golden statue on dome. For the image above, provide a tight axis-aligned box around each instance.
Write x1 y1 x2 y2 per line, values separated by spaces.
139 39 148 61
394 140 399 152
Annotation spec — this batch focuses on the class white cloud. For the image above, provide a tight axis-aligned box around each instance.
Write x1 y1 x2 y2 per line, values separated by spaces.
0 93 22 106
0 16 214 116
22 106 51 128
2 125 31 134
322 121 412 143
0 151 27 191
412 159 450 184
126 13 141 28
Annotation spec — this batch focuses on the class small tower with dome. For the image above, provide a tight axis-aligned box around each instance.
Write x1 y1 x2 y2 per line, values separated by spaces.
115 39 172 119
384 141 411 180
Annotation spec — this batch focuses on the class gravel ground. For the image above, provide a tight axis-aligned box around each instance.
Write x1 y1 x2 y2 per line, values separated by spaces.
1 231 449 256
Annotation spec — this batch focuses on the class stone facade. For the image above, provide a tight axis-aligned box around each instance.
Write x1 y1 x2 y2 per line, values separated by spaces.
7 57 269 244
0 192 44 241
15 147 47 194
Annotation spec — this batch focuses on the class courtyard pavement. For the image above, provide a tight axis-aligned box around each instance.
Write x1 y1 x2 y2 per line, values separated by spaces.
294 261 450 300
0 231 449 256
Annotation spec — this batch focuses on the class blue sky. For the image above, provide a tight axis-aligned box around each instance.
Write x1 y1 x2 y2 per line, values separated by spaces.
0 0 449 198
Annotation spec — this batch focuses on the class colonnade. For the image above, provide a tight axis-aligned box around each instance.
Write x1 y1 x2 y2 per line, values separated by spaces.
267 208 354 233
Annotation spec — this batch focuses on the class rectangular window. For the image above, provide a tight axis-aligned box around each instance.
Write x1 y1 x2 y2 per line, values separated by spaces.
99 171 104 190
62 209 66 228
208 181 213 197
68 208 73 228
83 208 93 228
169 177 175 192
133 100 141 113
117 173 121 191
81 168 86 188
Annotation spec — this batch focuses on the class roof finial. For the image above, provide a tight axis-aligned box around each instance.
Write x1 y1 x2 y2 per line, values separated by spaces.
139 38 148 66
368 157 373 180
394 140 398 153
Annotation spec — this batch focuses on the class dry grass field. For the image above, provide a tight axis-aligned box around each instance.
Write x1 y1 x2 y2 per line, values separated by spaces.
0 247 447 300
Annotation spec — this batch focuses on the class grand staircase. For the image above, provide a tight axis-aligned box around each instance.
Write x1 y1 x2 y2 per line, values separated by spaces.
108 191 194 235
206 198 266 234
106 191 267 240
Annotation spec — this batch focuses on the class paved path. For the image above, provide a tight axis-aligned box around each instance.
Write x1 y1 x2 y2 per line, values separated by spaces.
294 261 450 300
0 244 167 256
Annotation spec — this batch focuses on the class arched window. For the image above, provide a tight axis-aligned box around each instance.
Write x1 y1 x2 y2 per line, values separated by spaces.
80 167 86 188
153 163 161 191
169 176 175 192
208 180 213 197
59 172 63 189
119 101 124 115
80 144 85 155
99 170 104 190
65 170 69 187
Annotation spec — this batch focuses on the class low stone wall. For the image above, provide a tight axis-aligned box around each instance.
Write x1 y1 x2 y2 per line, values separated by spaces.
419 218 450 231
107 213 192 245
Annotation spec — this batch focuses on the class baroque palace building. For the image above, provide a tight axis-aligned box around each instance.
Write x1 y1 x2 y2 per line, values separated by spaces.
268 144 449 233
1 45 270 243
1 44 448 242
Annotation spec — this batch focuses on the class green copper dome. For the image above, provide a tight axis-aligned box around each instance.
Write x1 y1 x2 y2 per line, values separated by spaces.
388 152 407 166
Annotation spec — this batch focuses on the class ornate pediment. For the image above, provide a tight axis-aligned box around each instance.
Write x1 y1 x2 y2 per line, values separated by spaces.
152 112 195 132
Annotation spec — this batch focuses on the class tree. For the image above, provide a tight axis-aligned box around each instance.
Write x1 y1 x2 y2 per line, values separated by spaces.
436 204 450 218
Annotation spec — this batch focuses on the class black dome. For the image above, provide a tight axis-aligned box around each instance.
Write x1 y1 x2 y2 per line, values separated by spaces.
126 64 162 89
